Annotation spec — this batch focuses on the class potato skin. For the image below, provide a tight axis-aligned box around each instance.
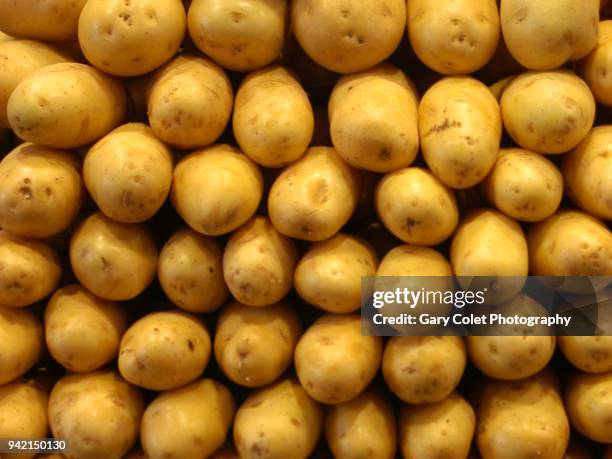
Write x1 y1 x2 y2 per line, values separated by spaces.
0 305 43 385
580 20 612 106
559 336 612 373
419 77 501 189
141 379 235 459
214 301 302 387
119 311 211 391
566 371 612 443
233 65 314 168
45 285 127 373
84 123 173 223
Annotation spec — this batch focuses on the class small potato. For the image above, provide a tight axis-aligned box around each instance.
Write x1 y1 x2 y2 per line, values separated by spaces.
0 143 83 238
481 148 563 222
45 285 127 373
559 336 612 373
0 231 61 308
566 371 612 443
408 0 500 74
325 390 397 459
84 123 173 223
223 216 298 307
400 392 475 459
214 301 301 387
419 77 501 189
49 371 144 459
563 126 612 220
171 144 263 236
383 336 466 404
69 212 158 301
295 314 382 404
294 233 378 314
158 227 228 313
268 146 361 241
188 0 287 72
291 0 406 73
376 167 459 245
141 379 235 459
0 306 43 385
78 0 186 76
580 20 612 106
233 65 314 167
234 378 322 459
501 71 596 154
148 55 233 149
501 0 598 70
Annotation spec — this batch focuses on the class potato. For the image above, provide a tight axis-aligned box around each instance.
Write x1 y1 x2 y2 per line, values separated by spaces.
481 148 563 222
582 21 612 108
325 389 396 459
566 371 612 443
0 230 61 308
294 233 378 314
45 285 127 373
563 126 612 220
171 144 263 236
188 0 287 72
0 143 83 238
399 392 475 459
214 301 301 387
0 0 87 42
376 167 459 245
419 77 501 189
378 245 452 277
141 379 235 459
69 212 158 301
84 123 173 223
559 336 612 373
0 306 43 385
500 71 596 155
233 65 313 167
148 55 233 149
295 314 382 404
408 0 500 74
501 0 598 70
78 0 186 76
383 336 466 404
477 372 570 459
158 227 228 313
48 371 144 459
291 0 406 73
234 378 322 459
268 146 361 241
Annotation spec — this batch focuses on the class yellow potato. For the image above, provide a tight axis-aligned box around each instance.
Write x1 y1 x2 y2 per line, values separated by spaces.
234 378 322 459
188 0 287 72
482 148 563 222
214 301 302 387
294 233 378 314
501 71 596 154
295 314 382 404
501 0 598 70
419 77 501 189
84 123 173 223
0 230 61 308
48 371 144 459
566 371 612 443
78 0 186 76
408 0 500 74
378 245 452 276
0 143 83 238
233 65 313 167
141 379 235 459
171 144 263 236
563 126 612 220
69 212 158 301
148 55 233 149
45 285 127 373
158 227 228 313
0 305 43 385
291 0 406 73
559 336 612 373
268 146 361 241
325 389 397 459
399 392 475 459
580 20 612 106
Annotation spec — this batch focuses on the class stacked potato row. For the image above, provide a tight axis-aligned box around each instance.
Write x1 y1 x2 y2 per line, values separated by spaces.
0 0 611 458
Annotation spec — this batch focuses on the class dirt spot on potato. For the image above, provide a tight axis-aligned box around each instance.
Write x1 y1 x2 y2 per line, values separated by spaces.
511 7 528 24
18 186 32 200
230 11 244 23
379 147 392 160
187 339 194 351
426 118 462 136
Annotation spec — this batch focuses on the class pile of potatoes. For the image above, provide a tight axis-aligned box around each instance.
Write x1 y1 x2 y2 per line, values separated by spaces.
0 0 612 458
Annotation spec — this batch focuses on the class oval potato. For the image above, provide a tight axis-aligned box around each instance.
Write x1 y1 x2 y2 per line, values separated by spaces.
580 20 612 106
559 335 612 373
0 306 43 385
566 371 612 443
